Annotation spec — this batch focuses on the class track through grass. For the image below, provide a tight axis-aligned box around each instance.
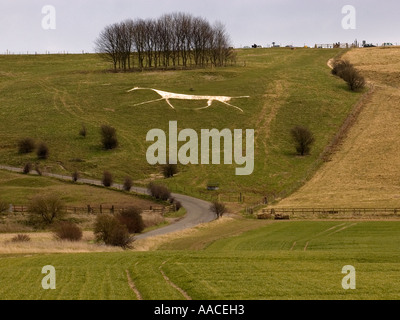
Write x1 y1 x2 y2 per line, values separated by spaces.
1 220 400 300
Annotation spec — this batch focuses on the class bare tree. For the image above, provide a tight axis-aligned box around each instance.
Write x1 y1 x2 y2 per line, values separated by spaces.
95 24 120 71
95 12 232 71
290 126 315 156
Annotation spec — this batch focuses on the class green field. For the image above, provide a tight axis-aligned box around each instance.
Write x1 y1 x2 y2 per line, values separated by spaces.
1 220 400 300
0 48 361 198
0 170 154 207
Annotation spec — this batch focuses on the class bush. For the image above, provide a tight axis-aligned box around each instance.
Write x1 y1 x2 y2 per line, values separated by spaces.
18 138 35 154
94 214 118 243
79 124 87 138
340 66 366 91
11 234 31 243
37 142 49 160
94 214 133 249
331 59 352 77
169 197 182 211
332 59 365 91
72 170 80 182
23 163 32 174
117 207 144 233
162 163 178 178
102 171 113 187
107 225 133 249
148 183 171 201
0 200 8 213
290 126 315 156
210 201 226 219
100 124 118 150
53 221 83 241
174 200 182 211
28 194 64 225
123 177 133 191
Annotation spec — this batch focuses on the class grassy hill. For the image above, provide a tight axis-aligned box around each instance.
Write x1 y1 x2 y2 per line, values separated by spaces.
0 48 362 199
1 220 400 300
274 47 400 208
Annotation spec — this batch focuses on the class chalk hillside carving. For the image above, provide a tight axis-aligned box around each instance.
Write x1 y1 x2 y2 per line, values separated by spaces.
127 87 250 112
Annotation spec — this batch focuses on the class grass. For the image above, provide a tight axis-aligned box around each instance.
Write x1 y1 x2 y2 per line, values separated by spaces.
0 48 361 199
0 170 156 208
1 220 400 299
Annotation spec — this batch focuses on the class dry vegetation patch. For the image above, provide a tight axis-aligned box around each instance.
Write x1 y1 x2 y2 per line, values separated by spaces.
274 47 400 208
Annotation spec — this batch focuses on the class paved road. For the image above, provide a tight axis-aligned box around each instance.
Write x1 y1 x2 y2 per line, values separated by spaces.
0 165 216 239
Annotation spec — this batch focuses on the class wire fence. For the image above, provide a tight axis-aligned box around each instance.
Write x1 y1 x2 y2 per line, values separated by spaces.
7 204 171 216
255 207 400 219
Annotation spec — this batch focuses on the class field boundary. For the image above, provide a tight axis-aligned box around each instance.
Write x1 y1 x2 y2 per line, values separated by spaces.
258 207 400 219
7 203 169 216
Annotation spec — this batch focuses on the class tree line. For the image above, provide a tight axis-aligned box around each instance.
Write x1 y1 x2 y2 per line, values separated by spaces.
94 12 235 71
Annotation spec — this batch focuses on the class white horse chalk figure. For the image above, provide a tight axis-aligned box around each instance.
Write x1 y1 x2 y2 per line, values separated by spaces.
127 87 249 112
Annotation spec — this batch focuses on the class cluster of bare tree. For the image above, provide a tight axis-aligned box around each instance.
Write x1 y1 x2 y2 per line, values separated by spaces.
94 12 235 71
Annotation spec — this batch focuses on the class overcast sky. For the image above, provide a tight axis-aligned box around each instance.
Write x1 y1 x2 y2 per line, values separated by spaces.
0 0 399 54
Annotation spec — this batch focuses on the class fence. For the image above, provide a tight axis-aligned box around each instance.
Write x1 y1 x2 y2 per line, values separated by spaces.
8 204 170 216
165 184 269 204
256 207 400 219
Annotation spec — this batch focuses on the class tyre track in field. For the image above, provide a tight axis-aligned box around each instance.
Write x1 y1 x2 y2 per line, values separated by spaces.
125 269 143 300
290 222 356 252
159 261 192 300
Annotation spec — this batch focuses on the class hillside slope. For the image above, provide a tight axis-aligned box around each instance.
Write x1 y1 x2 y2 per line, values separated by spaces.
274 47 400 208
0 49 360 198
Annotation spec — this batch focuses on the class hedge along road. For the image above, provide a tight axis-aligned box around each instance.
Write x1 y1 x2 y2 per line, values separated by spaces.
0 165 216 240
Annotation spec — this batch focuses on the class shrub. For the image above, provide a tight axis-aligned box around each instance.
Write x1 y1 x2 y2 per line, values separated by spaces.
290 126 315 156
100 124 118 150
11 234 31 243
174 200 182 211
123 177 133 191
18 138 35 154
340 66 366 91
331 59 352 77
28 194 64 225
210 201 226 219
162 163 178 178
79 124 87 138
23 163 32 174
53 221 83 241
148 183 171 201
37 142 49 160
102 171 113 187
72 170 80 182
94 214 133 249
94 214 118 243
117 207 144 233
332 59 365 91
169 197 182 211
0 200 8 213
107 225 133 249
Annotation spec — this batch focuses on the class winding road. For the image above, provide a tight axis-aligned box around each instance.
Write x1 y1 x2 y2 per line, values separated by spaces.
0 165 215 240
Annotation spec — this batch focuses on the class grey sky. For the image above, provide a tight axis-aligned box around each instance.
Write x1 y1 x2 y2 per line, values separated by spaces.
0 0 399 54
